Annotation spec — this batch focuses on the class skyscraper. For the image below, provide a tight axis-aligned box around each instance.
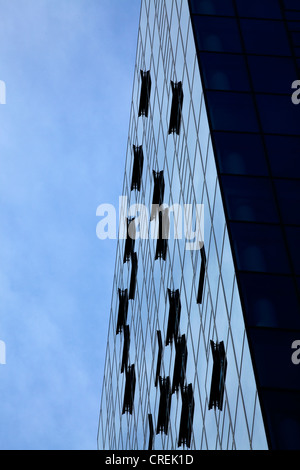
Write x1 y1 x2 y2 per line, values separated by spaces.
98 0 300 450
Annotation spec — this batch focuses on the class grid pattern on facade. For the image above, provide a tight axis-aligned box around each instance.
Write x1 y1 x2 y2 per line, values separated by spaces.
98 0 268 450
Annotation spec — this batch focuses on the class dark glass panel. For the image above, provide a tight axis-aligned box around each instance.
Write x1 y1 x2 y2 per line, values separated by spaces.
248 55 297 94
193 16 242 53
265 135 300 179
285 226 300 275
256 94 300 135
189 0 235 16
261 389 300 450
248 327 300 390
221 175 279 223
283 0 300 8
235 0 282 19
206 91 259 132
229 222 290 273
238 272 300 329
199 52 250 91
286 11 300 20
288 20 300 31
274 179 300 226
213 132 268 176
240 19 291 56
291 31 300 46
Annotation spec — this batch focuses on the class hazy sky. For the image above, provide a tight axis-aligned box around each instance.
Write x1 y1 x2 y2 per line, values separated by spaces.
0 0 141 450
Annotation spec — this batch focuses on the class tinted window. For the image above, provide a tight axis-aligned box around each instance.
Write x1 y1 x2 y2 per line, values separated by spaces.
274 179 300 225
193 16 242 53
212 132 269 176
283 0 300 8
256 94 300 135
206 91 259 132
239 272 300 329
199 52 250 91
221 175 279 223
285 226 300 276
229 222 290 273
240 19 291 56
265 135 300 178
248 56 297 94
189 0 235 15
236 0 282 19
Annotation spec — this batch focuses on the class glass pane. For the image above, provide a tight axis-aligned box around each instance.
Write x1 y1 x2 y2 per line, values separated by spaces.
199 52 250 91
189 0 235 16
265 135 300 179
229 222 290 274
238 272 300 329
285 226 300 276
240 19 291 56
213 132 269 176
235 0 282 19
193 16 242 53
220 175 279 223
274 179 300 226
206 91 259 132
256 94 300 135
248 55 297 94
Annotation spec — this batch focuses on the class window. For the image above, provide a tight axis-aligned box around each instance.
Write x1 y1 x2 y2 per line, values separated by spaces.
274 179 300 225
247 56 296 94
235 0 282 19
155 208 169 261
189 0 235 16
156 376 172 434
129 252 138 300
172 335 188 393
148 414 154 451
131 145 144 191
166 289 181 346
178 384 195 448
193 16 242 53
151 170 165 220
155 330 163 387
240 19 290 56
168 81 183 135
122 364 136 415
197 246 206 304
208 340 227 411
121 325 130 373
116 288 128 334
138 70 151 117
256 94 300 135
265 135 300 179
123 218 136 263
200 52 250 91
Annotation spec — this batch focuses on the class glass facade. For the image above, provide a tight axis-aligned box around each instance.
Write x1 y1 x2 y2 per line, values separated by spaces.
98 0 300 451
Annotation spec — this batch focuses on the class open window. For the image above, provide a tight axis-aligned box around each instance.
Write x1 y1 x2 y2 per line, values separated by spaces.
208 340 227 411
178 384 194 448
131 145 144 191
123 217 136 263
151 170 165 221
155 330 163 387
129 252 138 300
121 325 130 373
172 334 188 393
197 245 206 304
148 413 154 451
138 70 151 117
168 81 183 135
122 364 136 415
166 289 181 346
155 208 169 261
116 288 128 334
156 376 172 435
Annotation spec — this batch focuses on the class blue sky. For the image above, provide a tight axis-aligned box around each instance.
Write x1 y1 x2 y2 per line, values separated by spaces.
0 0 140 450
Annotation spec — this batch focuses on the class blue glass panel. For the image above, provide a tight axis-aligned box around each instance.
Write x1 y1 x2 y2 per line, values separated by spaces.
240 19 291 56
248 56 297 94
199 52 250 91
235 0 282 19
256 94 300 135
274 179 300 226
265 135 300 179
261 389 300 450
238 272 300 329
283 0 300 8
230 222 290 274
193 16 242 53
285 226 300 275
189 0 235 15
221 175 279 223
206 91 259 132
213 132 268 176
248 327 300 391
